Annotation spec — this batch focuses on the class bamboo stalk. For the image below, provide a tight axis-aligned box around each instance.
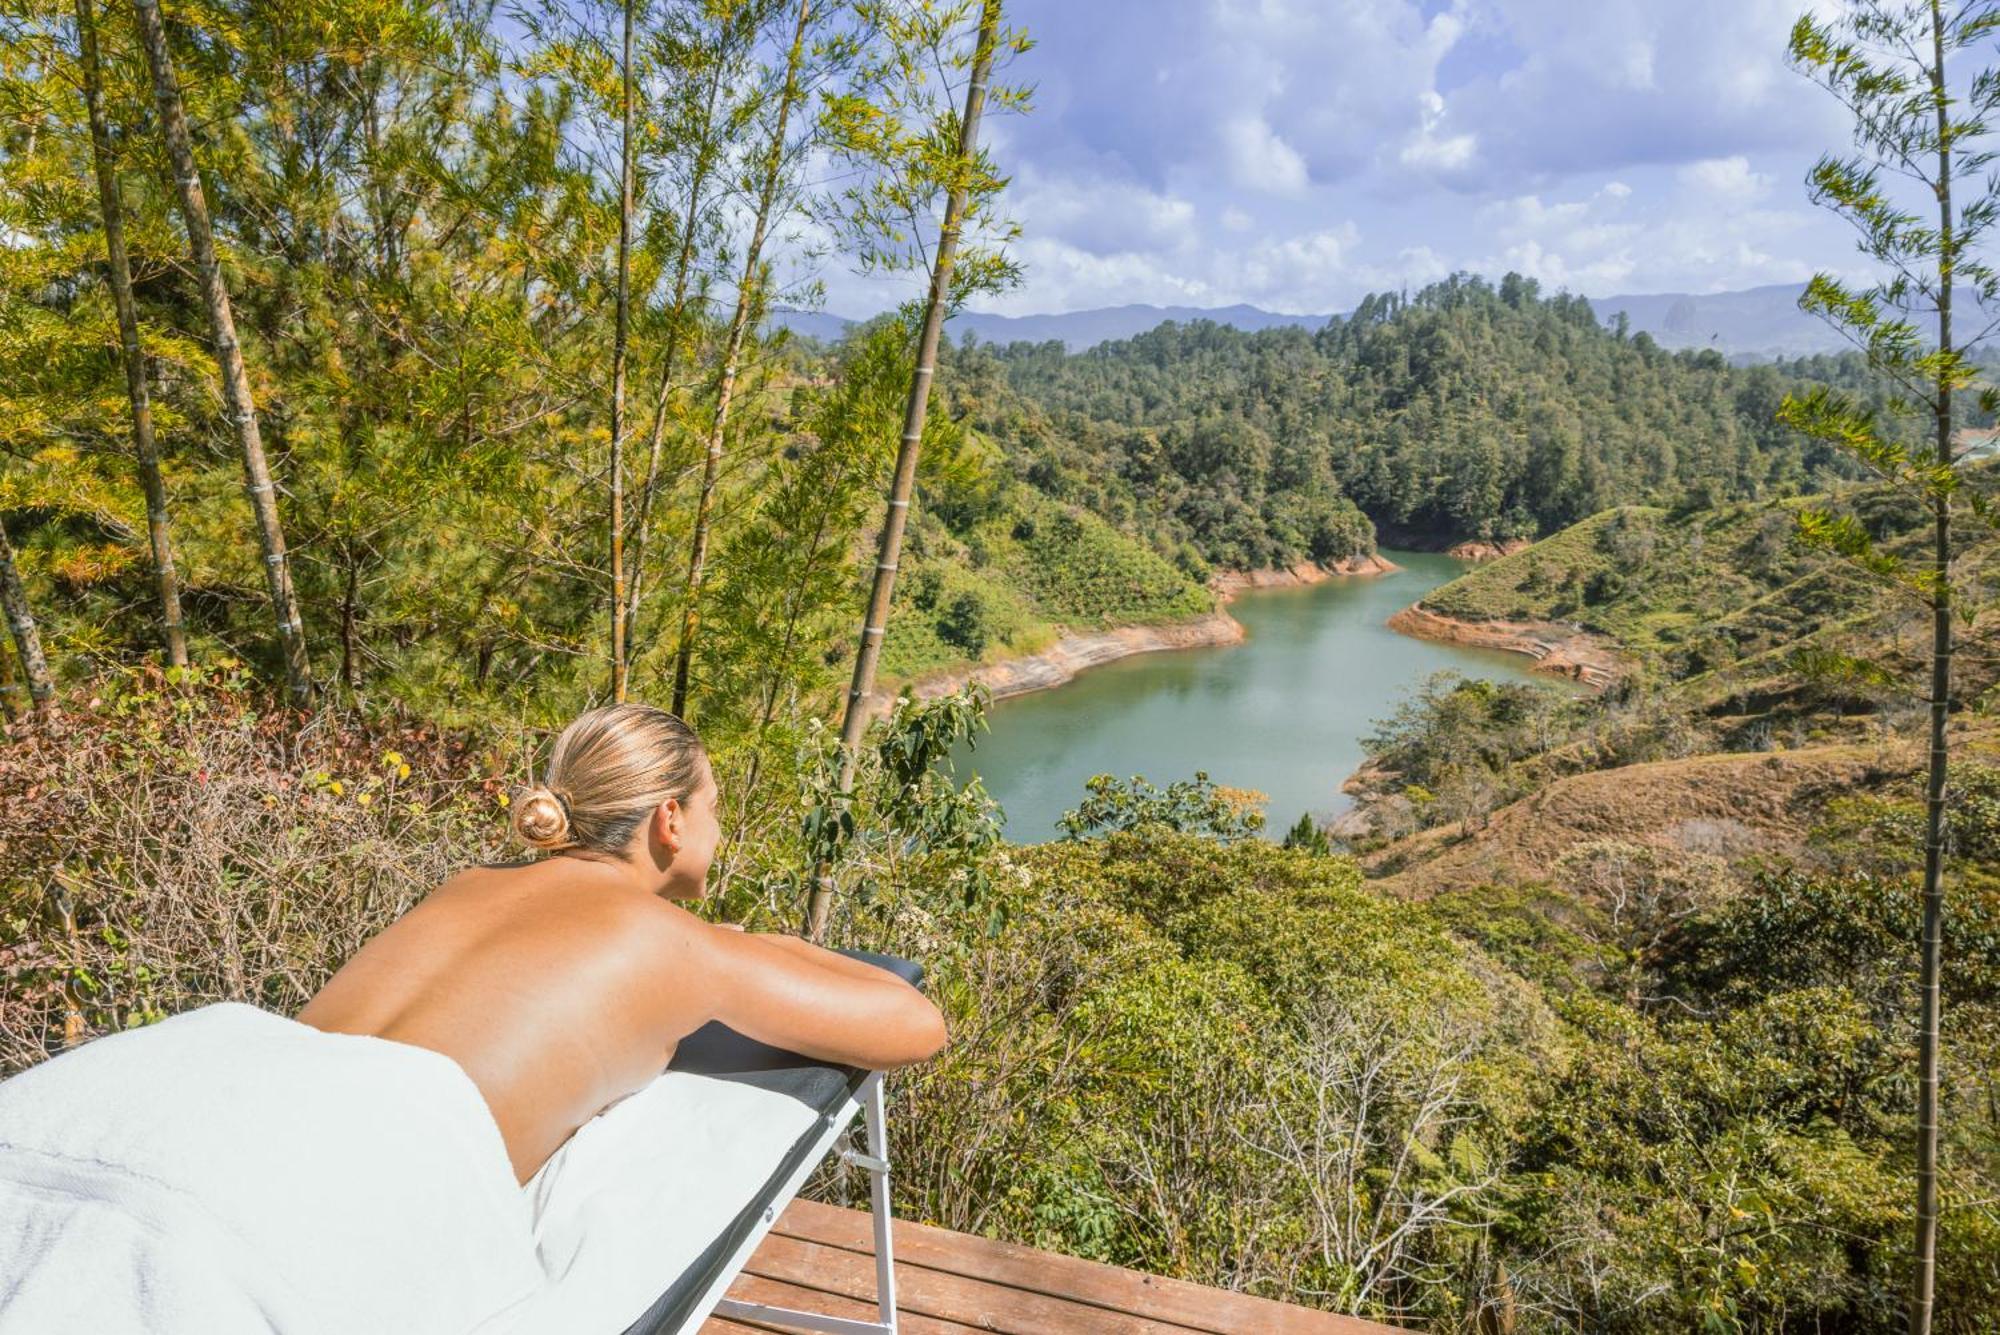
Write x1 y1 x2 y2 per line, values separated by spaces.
805 0 1002 941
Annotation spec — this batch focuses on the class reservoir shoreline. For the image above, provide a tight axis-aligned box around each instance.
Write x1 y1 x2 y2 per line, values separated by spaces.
863 551 1399 720
948 548 1555 840
1385 604 1623 691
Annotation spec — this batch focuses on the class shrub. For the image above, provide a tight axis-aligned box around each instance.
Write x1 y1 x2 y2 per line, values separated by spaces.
0 665 508 1073
1057 771 1265 842
936 590 989 657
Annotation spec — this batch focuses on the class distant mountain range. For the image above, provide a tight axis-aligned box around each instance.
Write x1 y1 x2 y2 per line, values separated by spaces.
771 282 1863 358
768 302 1334 352
1586 283 1850 358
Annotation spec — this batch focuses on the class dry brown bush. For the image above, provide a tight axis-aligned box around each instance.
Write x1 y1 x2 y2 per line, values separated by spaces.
0 664 513 1074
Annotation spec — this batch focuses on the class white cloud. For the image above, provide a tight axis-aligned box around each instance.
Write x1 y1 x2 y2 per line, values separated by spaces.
1453 171 1831 296
1219 115 1311 195
1401 90 1479 172
960 218 1366 316
1007 165 1199 256
1677 155 1772 202
798 0 1877 317
1433 0 1847 184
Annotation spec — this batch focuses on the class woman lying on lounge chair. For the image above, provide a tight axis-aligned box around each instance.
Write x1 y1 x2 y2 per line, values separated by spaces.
0 703 947 1335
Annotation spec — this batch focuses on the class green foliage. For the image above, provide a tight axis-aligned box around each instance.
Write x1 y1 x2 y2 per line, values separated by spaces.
738 685 1006 932
879 832 1538 1323
823 0 1030 302
1416 492 2000 717
935 589 988 656
1359 670 1578 832
1056 771 1266 842
1279 811 1332 854
1001 495 1213 626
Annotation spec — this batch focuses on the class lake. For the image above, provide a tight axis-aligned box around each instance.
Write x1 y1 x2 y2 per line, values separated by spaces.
948 549 1554 841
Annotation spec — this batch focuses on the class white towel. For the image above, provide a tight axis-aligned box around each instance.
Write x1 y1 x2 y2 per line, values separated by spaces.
0 1003 544 1335
511 1066 835 1335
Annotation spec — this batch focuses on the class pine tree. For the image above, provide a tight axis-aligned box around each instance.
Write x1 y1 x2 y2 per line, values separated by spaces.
1783 5 2000 1327
130 0 311 701
77 0 185 667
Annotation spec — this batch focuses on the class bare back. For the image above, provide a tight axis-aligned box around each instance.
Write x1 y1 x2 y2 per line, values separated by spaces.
298 859 944 1183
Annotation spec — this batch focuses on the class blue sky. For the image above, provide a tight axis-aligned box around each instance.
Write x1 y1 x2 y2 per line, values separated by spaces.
819 0 1879 317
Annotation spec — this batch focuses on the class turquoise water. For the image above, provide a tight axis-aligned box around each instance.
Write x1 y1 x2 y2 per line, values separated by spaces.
947 549 1553 842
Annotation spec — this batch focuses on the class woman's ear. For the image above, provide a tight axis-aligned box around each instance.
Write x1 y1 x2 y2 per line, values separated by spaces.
653 797 683 855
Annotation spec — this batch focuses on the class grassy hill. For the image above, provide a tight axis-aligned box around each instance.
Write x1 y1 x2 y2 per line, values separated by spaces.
1414 485 2000 718
876 490 1217 685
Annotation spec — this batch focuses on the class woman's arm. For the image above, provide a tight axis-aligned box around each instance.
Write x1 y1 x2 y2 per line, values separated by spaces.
685 921 946 1070
747 932 910 984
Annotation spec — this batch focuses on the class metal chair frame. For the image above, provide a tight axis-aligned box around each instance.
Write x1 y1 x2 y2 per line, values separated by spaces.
695 1071 899 1334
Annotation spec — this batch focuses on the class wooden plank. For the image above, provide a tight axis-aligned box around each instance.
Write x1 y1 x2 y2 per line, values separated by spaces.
746 1231 1204 1335
705 1272 982 1335
772 1200 1400 1334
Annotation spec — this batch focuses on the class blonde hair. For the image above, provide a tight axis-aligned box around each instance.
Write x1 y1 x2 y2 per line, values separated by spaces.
512 704 708 854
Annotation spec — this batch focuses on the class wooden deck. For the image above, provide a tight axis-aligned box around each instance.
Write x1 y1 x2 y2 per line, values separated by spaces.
701 1198 1401 1334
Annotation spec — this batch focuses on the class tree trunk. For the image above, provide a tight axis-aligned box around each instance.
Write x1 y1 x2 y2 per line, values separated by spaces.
805 0 1001 941
0 517 57 719
670 0 811 718
609 0 636 701
1911 7 1952 1331
79 0 187 668
131 0 311 701
714 441 857 899
624 23 737 664
339 544 362 696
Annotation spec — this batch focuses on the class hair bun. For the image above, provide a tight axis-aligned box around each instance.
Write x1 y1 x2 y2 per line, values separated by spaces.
512 786 573 850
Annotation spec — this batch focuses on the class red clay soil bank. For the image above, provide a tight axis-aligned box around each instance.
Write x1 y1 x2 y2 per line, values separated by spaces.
1444 537 1532 563
1387 604 1624 691
862 610 1245 720
1210 552 1399 600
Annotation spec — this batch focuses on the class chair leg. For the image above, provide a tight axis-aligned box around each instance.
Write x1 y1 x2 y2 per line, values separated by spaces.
711 1074 900 1335
863 1074 897 1332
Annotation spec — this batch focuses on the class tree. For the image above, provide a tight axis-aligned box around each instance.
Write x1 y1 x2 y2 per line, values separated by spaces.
622 0 751 664
77 0 184 667
1781 6 2000 1328
0 517 56 719
806 0 1020 939
130 0 311 701
609 0 636 700
699 321 914 894
670 0 817 716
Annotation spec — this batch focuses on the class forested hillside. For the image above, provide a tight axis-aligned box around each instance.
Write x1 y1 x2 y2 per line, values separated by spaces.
948 273 1922 566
